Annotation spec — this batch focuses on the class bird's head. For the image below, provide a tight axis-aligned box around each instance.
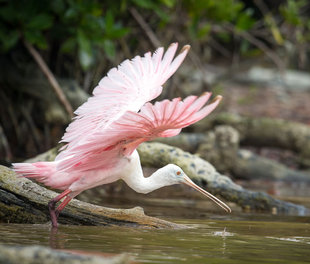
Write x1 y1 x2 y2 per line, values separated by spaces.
163 164 231 213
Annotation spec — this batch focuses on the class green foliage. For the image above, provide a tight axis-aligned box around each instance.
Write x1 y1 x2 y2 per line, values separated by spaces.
280 0 307 26
0 0 53 50
0 0 129 70
280 0 310 45
0 0 309 72
184 0 255 40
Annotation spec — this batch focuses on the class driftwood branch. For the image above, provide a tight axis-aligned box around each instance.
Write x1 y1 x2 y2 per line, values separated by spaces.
0 165 181 228
137 142 307 215
23 40 73 118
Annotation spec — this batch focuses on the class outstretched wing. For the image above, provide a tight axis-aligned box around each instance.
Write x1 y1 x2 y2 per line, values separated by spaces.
56 93 222 172
58 43 190 156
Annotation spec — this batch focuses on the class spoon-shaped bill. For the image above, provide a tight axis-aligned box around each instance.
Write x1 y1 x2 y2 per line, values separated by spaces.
183 176 231 213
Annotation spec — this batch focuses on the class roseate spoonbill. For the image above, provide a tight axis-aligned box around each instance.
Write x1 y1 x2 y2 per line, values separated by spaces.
13 43 231 228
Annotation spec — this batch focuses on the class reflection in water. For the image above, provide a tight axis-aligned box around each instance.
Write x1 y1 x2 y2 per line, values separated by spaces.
49 227 67 249
1 219 310 263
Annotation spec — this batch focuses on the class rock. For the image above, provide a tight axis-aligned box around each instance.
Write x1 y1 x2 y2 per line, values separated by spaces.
0 244 132 264
197 125 239 173
235 67 310 92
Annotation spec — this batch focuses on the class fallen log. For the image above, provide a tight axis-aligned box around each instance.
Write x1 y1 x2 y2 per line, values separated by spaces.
233 149 310 182
155 129 310 182
138 142 307 215
194 112 310 167
3 140 307 226
0 165 181 228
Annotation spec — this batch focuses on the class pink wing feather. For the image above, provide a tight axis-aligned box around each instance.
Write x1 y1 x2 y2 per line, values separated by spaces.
57 43 190 160
56 93 222 172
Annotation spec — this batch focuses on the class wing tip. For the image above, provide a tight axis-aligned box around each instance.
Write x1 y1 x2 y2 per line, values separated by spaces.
211 95 223 104
200 92 223 104
180 44 191 54
169 42 178 48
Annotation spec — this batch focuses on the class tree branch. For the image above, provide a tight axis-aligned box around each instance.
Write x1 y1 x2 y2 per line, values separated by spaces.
23 41 74 118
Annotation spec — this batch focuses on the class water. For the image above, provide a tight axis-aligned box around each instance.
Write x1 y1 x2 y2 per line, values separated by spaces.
1 180 310 263
1 215 310 263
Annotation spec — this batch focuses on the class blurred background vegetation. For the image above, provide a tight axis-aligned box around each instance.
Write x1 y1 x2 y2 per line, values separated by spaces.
0 0 310 162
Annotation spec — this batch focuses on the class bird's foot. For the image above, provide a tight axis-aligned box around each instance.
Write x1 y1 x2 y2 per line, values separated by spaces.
48 200 58 228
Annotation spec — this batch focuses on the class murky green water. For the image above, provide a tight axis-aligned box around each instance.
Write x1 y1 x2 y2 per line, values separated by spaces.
1 216 309 263
1 180 310 263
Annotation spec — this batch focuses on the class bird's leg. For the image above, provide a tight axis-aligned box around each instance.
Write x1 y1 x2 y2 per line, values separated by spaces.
55 196 72 218
48 189 72 228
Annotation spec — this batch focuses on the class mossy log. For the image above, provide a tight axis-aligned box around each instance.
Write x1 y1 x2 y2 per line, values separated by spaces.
0 244 131 264
155 129 310 182
154 133 206 153
137 142 307 215
0 165 181 228
233 150 310 182
194 112 310 167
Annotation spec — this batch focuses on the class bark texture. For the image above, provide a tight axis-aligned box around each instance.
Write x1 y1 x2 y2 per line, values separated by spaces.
195 112 310 167
138 142 307 215
0 165 182 228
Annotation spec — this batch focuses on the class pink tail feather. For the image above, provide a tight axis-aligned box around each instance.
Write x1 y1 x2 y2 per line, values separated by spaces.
12 162 56 185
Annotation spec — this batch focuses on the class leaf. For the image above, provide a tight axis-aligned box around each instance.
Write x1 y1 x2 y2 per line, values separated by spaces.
108 26 129 39
51 0 65 14
0 6 17 23
77 30 93 70
235 8 255 31
0 28 20 51
60 37 76 53
26 14 53 30
197 23 211 39
131 0 156 9
264 15 284 45
103 39 115 60
160 0 176 8
24 30 48 49
77 30 92 55
103 11 129 39
78 47 93 70
64 7 79 21
104 10 115 35
280 0 306 26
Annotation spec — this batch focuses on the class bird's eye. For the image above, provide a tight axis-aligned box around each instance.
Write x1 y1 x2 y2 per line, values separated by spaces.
176 171 181 175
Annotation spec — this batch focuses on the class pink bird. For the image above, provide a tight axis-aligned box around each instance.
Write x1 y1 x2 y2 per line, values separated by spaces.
13 43 231 228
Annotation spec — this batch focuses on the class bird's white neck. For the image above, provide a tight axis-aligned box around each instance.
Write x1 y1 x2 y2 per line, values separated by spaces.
121 151 178 194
